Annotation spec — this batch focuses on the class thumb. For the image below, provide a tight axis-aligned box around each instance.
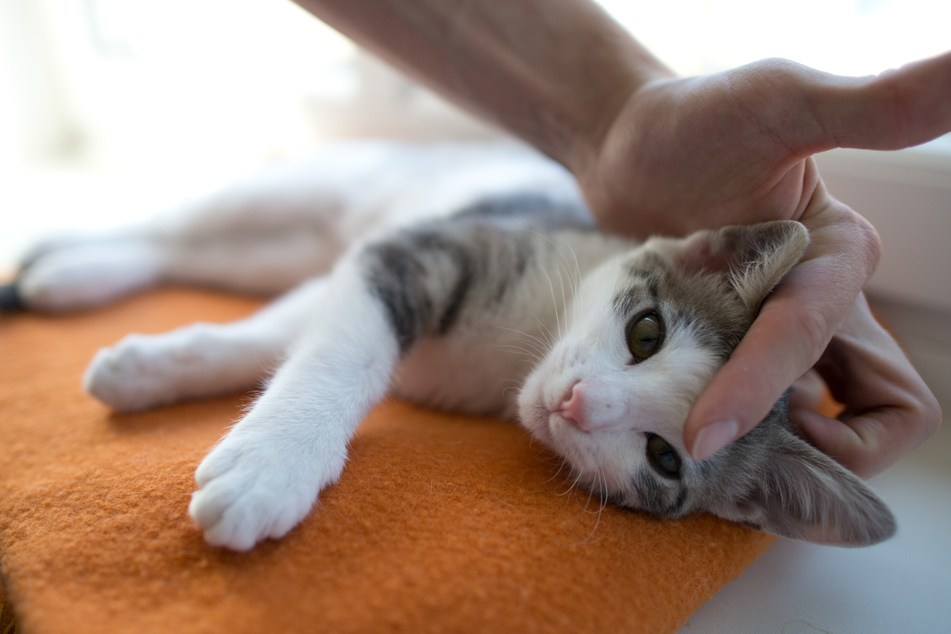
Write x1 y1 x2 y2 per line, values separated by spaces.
802 50 951 152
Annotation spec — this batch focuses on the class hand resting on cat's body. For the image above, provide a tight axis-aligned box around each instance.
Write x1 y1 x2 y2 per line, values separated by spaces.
7 142 896 551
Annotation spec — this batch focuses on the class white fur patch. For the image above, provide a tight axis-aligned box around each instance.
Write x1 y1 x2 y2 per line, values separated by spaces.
188 265 399 550
517 257 720 497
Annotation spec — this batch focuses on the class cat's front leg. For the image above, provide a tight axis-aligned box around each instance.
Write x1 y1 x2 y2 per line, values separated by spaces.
188 264 400 550
83 277 329 412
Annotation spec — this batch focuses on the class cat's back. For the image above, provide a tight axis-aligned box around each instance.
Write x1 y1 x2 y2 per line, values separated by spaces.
309 140 588 236
158 139 587 259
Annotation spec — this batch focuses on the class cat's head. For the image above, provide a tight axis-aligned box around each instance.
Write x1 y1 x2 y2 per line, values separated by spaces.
517 220 896 546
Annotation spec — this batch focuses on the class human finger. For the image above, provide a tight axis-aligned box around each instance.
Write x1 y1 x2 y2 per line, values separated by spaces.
788 50 951 154
792 294 941 478
684 195 880 461
788 369 828 414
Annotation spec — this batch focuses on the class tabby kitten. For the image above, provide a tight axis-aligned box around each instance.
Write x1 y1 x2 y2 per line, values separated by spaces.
5 142 895 551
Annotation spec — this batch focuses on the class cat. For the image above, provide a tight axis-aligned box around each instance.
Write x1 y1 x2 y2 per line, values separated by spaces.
3 141 896 551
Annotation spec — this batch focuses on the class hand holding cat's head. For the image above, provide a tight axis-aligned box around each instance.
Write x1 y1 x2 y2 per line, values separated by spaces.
518 220 895 546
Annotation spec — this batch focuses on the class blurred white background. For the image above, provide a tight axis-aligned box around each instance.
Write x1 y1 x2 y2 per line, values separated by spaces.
3 0 950 175
1 1 950 262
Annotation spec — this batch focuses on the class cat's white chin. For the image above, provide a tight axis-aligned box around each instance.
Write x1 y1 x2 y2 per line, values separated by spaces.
522 405 614 479
549 423 608 471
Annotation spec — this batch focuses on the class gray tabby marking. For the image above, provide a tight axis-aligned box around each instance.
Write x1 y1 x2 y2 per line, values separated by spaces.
361 194 593 353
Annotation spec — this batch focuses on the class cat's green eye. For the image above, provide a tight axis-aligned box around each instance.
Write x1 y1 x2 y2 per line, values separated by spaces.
626 312 664 363
646 433 681 478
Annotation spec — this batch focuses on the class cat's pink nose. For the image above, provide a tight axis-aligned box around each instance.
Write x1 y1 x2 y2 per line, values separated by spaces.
555 381 590 432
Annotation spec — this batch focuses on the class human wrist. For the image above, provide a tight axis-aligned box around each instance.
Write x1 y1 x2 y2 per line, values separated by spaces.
503 5 674 178
434 0 673 176
554 55 671 181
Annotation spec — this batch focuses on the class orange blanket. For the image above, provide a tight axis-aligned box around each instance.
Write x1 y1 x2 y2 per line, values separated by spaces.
0 288 776 633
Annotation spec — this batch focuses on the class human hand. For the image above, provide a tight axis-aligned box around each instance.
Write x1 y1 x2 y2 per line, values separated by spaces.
576 53 950 477
790 292 939 478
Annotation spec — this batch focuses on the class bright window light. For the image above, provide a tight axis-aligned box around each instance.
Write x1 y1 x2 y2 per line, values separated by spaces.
597 0 951 77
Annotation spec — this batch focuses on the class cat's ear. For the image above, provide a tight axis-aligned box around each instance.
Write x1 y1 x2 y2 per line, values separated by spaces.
675 220 809 313
709 431 896 546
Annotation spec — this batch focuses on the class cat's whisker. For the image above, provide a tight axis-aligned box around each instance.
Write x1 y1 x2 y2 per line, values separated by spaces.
598 468 609 514
522 237 568 340
531 229 582 294
580 469 607 544
554 265 572 337
496 343 544 364
497 344 545 368
493 326 555 369
499 378 528 401
558 241 584 324
553 470 574 497
493 326 552 353
557 467 585 499
531 315 557 351
538 266 564 341
537 232 583 337
578 469 604 517
542 457 570 485
580 477 596 513
564 241 583 292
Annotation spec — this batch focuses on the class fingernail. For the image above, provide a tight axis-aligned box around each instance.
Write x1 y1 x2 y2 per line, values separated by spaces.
691 419 739 461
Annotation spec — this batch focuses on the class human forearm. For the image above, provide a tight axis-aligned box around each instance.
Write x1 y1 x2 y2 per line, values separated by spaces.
293 0 672 173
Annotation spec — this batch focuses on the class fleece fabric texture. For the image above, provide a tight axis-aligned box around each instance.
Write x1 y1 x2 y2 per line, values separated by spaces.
0 288 781 634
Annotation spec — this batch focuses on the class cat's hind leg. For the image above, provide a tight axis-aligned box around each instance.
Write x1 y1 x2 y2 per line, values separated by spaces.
10 195 345 314
10 232 164 313
84 277 328 412
8 145 394 313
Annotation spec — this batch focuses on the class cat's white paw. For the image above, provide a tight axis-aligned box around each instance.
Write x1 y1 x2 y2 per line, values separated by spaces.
84 333 193 412
189 427 345 551
84 324 250 412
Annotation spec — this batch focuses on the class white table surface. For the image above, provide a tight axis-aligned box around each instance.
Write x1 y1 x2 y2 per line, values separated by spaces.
680 420 951 634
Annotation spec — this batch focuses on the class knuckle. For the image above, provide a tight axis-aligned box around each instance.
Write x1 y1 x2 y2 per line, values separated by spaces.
832 208 883 276
896 383 942 448
917 391 943 439
852 214 883 272
789 307 834 358
750 57 807 85
867 70 918 145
